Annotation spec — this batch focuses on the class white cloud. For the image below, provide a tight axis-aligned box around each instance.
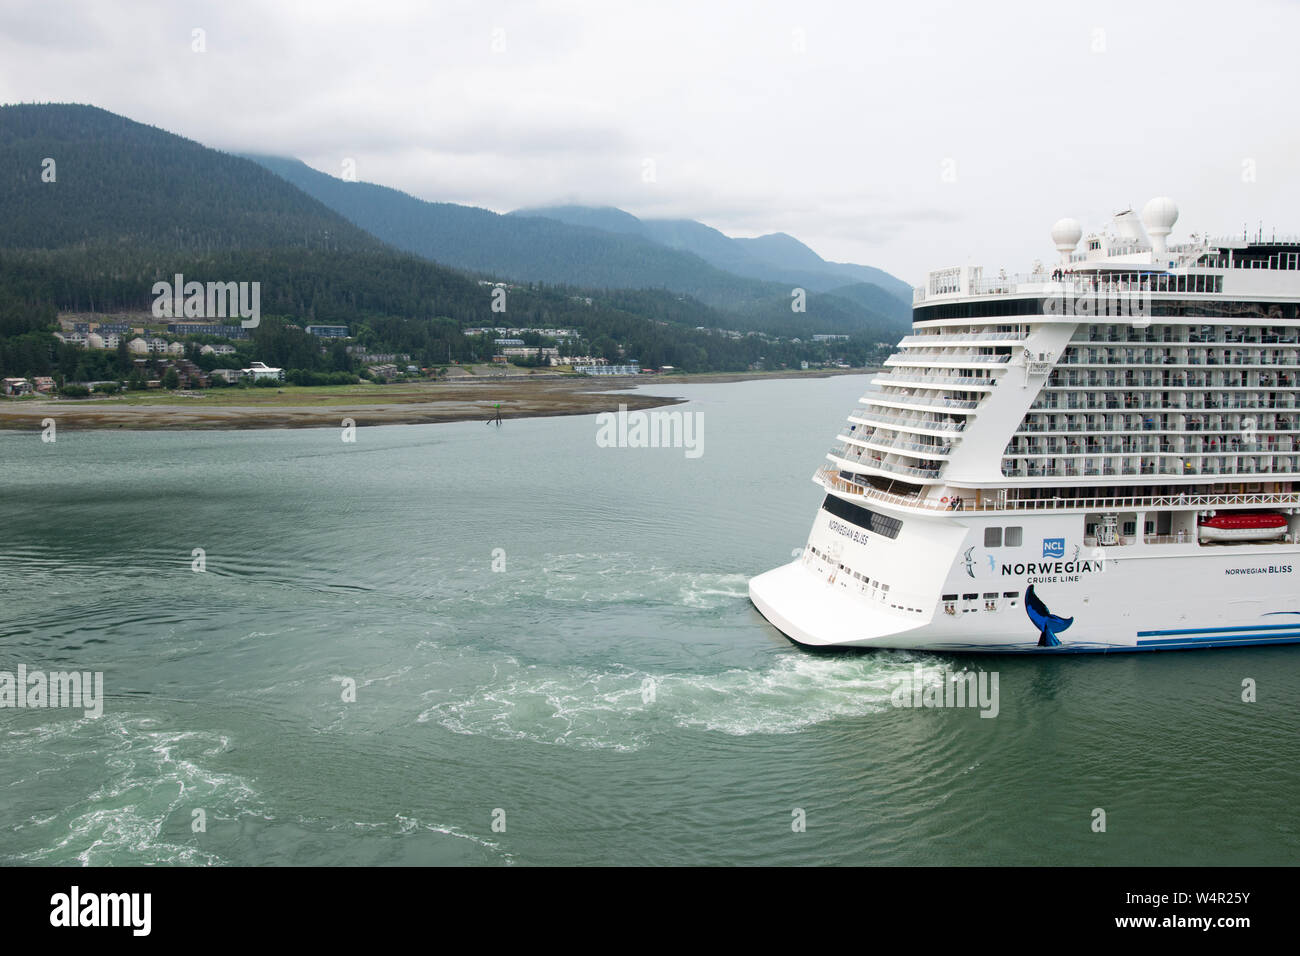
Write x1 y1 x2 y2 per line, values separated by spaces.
1 0 1296 283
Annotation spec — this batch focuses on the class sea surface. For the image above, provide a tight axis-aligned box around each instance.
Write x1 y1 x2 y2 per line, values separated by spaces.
1 375 1296 865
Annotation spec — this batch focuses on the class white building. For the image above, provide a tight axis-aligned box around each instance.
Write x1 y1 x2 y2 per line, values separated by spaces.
242 361 284 382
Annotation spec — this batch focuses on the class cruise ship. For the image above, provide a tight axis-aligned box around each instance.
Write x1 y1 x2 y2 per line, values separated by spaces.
750 198 1300 652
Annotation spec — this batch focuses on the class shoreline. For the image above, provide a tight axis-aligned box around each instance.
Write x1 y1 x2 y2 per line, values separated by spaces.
0 367 871 431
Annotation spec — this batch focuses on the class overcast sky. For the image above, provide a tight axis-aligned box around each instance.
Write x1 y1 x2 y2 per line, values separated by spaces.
3 0 1297 283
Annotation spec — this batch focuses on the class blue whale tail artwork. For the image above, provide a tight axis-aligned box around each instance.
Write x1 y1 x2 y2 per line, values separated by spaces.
1025 585 1074 647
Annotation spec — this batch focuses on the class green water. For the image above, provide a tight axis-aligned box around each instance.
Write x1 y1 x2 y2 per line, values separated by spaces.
0 376 1296 865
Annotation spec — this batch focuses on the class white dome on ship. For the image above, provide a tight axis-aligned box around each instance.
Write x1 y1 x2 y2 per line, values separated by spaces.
1141 197 1179 232
1050 218 1083 247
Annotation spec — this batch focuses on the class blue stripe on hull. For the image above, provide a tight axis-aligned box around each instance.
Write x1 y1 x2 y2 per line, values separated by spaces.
921 632 1300 653
1137 622 1300 637
1135 636 1300 649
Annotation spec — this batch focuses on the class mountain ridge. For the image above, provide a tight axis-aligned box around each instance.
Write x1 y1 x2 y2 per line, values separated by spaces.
250 157 911 337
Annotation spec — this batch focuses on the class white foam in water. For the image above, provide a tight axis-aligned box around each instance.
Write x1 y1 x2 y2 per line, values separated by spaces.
420 651 926 751
392 814 514 863
0 714 260 866
439 553 755 611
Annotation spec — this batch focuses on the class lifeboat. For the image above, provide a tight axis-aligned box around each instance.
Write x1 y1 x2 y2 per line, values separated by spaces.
1197 512 1289 541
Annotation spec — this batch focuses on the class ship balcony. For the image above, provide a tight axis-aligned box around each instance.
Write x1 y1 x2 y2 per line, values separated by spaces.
1057 354 1299 367
1005 440 1183 456
833 435 953 459
846 407 968 434
1031 395 1298 412
871 371 999 390
897 332 1027 346
1047 375 1297 388
815 465 1300 516
1075 332 1298 346
866 391 981 413
885 352 1012 367
1017 414 1300 435
1000 457 1300 479
831 458 944 482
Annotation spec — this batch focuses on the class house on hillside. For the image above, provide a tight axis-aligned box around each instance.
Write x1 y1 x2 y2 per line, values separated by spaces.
242 362 284 382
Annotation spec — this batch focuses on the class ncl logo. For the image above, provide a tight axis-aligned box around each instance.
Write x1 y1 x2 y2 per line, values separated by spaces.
1042 538 1065 559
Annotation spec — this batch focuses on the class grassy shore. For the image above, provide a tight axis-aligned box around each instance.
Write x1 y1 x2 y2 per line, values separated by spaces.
0 367 871 430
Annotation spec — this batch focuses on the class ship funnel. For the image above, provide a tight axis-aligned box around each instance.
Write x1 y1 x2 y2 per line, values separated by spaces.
1141 197 1179 256
1113 209 1149 246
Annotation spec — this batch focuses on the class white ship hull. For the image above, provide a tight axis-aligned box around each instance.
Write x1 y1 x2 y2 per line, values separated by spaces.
751 512 1300 651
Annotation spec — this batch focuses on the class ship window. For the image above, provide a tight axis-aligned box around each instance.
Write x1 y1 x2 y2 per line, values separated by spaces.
983 592 998 599
1004 526 1024 547
1123 521 1136 536
1003 591 1020 598
820 494 903 539
942 594 959 601
962 593 978 600
984 527 1002 547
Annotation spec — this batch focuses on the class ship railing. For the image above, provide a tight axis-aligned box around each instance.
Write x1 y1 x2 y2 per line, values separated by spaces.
845 407 968 431
890 350 1012 364
1142 533 1193 545
868 391 981 410
1018 421 1300 435
872 372 998 388
832 438 952 460
815 466 1300 514
897 332 1028 345
993 491 1300 512
850 459 944 480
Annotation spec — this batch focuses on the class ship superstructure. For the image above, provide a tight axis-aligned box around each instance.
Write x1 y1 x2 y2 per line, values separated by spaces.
750 198 1300 651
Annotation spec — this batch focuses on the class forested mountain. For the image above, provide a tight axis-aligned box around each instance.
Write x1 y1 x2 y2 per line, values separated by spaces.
822 281 917 322
0 104 898 378
517 205 914 306
0 104 379 253
732 233 913 304
251 156 912 337
249 156 775 308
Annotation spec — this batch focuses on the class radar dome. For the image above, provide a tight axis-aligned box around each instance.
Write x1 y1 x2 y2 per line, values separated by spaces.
1142 197 1178 255
1141 197 1179 232
1051 218 1082 264
1051 218 1083 247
